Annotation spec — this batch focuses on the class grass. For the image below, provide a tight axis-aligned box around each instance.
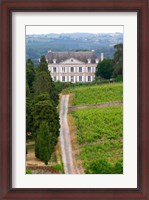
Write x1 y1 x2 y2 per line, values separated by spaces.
71 106 123 174
26 140 64 173
63 83 123 106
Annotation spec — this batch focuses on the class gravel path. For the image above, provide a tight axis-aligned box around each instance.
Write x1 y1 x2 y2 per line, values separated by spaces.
60 95 75 174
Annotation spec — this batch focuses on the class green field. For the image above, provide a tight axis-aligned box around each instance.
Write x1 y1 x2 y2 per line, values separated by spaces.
71 106 123 174
64 83 123 106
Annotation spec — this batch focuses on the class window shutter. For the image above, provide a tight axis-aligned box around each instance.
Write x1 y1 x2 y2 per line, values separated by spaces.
82 76 84 82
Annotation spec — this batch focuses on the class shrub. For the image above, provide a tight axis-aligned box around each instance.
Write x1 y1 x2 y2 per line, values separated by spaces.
85 159 113 174
26 168 32 174
115 75 123 82
52 164 64 173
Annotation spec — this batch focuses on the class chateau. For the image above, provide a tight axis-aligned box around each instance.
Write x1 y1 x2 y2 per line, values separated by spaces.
46 50 104 83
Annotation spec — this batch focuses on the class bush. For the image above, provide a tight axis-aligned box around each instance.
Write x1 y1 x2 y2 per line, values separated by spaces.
52 164 64 173
115 75 123 82
85 158 123 174
26 168 32 174
85 159 113 174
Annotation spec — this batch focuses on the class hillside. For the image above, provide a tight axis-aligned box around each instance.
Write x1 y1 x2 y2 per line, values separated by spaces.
26 32 123 65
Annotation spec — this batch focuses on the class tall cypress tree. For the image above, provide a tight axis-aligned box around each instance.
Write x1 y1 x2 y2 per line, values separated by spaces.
34 56 59 105
35 122 52 165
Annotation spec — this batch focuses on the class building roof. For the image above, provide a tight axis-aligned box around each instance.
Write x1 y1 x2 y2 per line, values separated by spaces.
46 50 98 64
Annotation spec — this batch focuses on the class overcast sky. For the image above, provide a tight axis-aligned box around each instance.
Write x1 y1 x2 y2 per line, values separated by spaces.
26 25 123 35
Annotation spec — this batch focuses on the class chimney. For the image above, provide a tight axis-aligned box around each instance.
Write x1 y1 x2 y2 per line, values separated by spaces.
101 53 104 61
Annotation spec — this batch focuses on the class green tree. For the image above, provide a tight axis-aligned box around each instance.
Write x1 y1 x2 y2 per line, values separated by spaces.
37 55 49 73
95 59 113 79
26 59 35 90
26 81 30 97
32 93 60 147
34 56 59 105
113 43 123 77
33 71 51 95
35 122 52 165
26 57 60 162
26 97 33 133
26 81 33 137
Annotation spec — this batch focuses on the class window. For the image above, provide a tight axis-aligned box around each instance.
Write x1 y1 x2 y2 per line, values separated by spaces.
79 76 82 82
88 76 91 82
71 76 74 82
62 67 65 72
70 67 74 72
53 76 57 82
88 67 91 72
53 67 56 72
79 67 82 72
62 76 65 82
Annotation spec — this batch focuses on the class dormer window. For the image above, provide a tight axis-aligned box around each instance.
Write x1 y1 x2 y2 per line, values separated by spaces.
53 59 56 64
95 58 99 64
71 59 73 62
87 58 91 64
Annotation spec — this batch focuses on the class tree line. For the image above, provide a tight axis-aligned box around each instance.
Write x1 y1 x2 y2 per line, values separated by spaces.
95 43 123 81
26 56 60 165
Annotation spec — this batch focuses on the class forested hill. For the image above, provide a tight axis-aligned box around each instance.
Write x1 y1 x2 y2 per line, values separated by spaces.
26 32 123 66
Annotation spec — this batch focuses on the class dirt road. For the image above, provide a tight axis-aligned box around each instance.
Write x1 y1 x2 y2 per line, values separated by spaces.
60 95 75 174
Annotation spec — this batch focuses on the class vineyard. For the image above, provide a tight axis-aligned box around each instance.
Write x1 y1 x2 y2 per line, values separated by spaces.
67 83 123 174
71 106 123 174
63 83 123 106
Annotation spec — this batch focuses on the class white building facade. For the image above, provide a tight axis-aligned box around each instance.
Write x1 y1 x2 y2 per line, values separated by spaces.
46 50 103 83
